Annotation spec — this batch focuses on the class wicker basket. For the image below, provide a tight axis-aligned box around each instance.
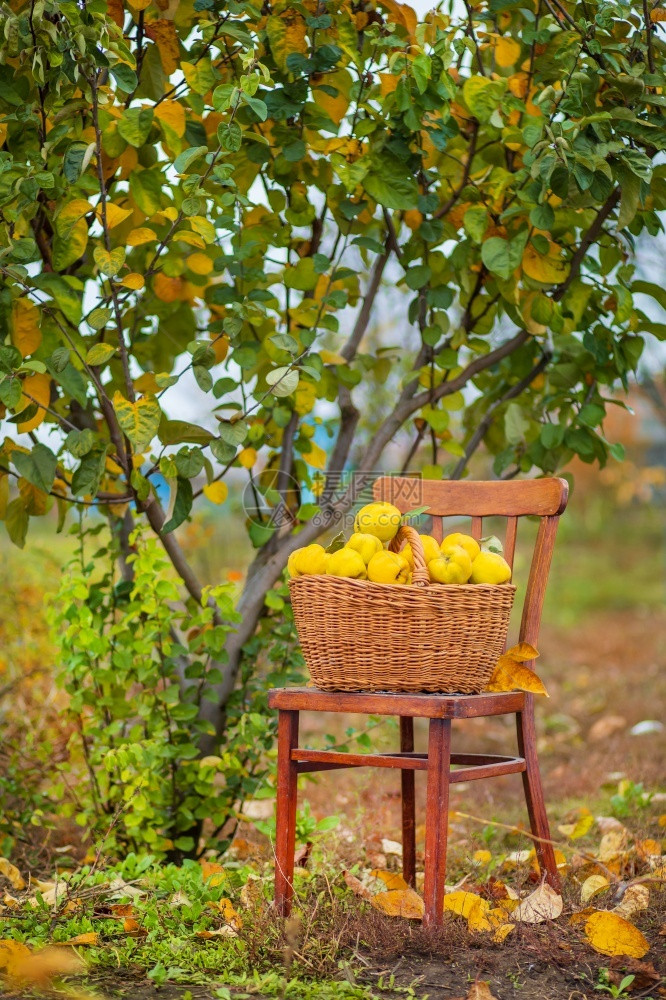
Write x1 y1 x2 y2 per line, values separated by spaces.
288 524 516 694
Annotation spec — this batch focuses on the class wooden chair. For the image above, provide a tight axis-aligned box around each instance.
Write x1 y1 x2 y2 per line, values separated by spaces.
268 477 568 927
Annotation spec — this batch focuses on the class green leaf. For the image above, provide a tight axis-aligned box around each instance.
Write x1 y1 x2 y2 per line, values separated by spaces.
158 419 215 446
364 161 418 211
463 206 488 243
529 203 554 230
118 107 154 148
481 233 526 280
86 343 116 366
504 402 529 445
6 497 28 548
87 307 113 331
162 477 193 534
217 121 242 152
173 145 209 174
113 392 162 451
66 428 95 458
463 75 507 122
71 450 106 497
13 443 57 493
218 420 248 447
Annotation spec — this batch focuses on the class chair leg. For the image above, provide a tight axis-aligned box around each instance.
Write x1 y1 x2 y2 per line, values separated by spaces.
516 701 560 891
423 718 451 927
400 717 416 888
275 709 299 915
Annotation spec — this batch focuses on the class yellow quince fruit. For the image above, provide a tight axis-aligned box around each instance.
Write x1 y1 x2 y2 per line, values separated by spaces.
470 551 512 585
401 533 441 568
354 501 402 542
288 543 329 577
326 547 367 580
441 532 480 561
367 550 411 585
345 532 383 564
428 545 473 584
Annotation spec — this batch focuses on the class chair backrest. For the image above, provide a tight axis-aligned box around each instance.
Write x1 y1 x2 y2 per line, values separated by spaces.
372 477 568 652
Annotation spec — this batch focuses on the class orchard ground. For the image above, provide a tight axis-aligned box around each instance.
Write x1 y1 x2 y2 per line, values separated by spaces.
0 468 664 1000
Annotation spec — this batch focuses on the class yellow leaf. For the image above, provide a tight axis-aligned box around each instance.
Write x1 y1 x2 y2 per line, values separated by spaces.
381 0 417 39
369 870 410 891
187 252 213 275
101 203 132 229
153 272 188 302
522 241 570 285
378 72 400 96
444 890 483 920
580 874 610 904
558 813 594 841
467 900 493 933
513 883 562 923
127 227 157 246
495 36 521 67
210 335 229 363
370 888 424 919
203 482 228 505
0 940 32 975
11 298 41 358
492 922 515 944
154 100 186 138
636 838 661 859
598 829 628 863
55 198 92 234
175 230 206 249
320 350 348 365
2 945 83 987
218 897 243 929
266 9 308 73
0 858 26 891
18 373 51 433
473 849 492 865
486 655 548 696
303 441 327 470
584 910 649 958
238 448 256 469
650 6 666 19
119 272 145 290
189 216 216 244
113 391 161 450
313 69 352 124
55 932 99 947
144 20 180 76
196 926 237 939
94 245 126 276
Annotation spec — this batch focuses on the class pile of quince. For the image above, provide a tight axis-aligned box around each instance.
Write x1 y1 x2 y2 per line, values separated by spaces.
288 502 512 586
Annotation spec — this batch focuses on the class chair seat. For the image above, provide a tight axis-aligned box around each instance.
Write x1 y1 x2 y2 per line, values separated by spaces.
267 686 525 719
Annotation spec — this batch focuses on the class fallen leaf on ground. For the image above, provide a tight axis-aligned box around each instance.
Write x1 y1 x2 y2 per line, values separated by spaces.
608 957 661 991
110 903 134 918
343 871 372 901
485 644 548 695
457 982 499 1000
636 839 661 860
218 897 243 930
558 813 595 840
581 874 610 904
370 888 424 919
200 861 225 887
196 926 237 939
369 870 410 891
169 890 192 908
584 910 650 958
613 884 649 921
1 943 83 986
513 883 563 923
493 922 515 943
444 890 484 919
55 933 99 947
240 876 263 909
598 830 628 863
0 859 26 891
2 894 20 909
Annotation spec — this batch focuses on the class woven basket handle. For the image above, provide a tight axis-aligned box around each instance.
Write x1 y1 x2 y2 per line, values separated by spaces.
389 524 430 588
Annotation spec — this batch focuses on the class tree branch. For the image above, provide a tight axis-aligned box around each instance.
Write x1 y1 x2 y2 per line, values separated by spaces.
553 188 620 302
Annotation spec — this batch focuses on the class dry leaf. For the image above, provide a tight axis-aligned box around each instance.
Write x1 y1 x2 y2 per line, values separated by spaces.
493 922 515 943
55 932 99 947
444 890 484 920
381 839 403 857
169 890 192 908
196 926 237 939
0 859 26 892
584 910 650 958
513 883 563 923
467 982 499 1000
613 884 649 921
0 943 83 986
485 644 547 695
581 874 610 904
636 838 661 860
598 830 628 863
200 861 225 887
343 871 372 901
369 870 410 891
588 715 627 743
217 897 242 930
370 888 424 919
558 814 595 840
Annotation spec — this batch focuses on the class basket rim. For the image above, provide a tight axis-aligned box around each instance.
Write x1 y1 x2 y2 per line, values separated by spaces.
288 576 517 594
